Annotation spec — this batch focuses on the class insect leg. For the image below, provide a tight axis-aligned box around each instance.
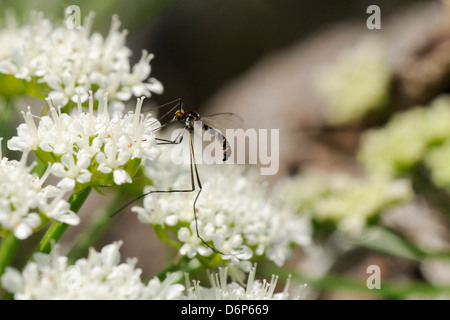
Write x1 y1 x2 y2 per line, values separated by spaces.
111 129 189 217
188 131 225 255
155 128 184 145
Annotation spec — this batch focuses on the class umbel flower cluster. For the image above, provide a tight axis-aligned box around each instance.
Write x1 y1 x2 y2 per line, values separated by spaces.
135 159 311 266
0 146 78 240
1 241 300 300
0 10 162 111
1 241 184 300
184 264 304 300
8 93 161 190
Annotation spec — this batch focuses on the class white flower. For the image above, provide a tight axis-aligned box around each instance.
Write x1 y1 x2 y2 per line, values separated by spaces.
178 224 214 258
121 50 164 98
51 152 92 184
133 153 311 266
8 92 161 188
0 146 78 239
183 264 304 300
0 11 162 107
1 241 184 300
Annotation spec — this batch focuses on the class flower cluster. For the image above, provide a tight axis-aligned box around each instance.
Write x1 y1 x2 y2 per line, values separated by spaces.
0 145 78 239
358 95 450 187
1 241 299 300
316 37 392 125
8 93 161 190
1 241 184 299
277 169 413 236
0 10 162 110
133 155 311 266
184 264 303 300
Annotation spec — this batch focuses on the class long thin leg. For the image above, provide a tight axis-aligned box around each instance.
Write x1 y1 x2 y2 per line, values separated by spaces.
154 127 185 148
111 130 189 216
188 130 224 254
155 134 183 145
112 129 225 255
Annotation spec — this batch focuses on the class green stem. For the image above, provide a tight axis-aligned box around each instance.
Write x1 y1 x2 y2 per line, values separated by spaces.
0 234 20 278
37 187 92 254
0 98 13 158
33 159 48 178
67 192 125 264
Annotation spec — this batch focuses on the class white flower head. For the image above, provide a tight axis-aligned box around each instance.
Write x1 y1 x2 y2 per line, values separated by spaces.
0 146 78 239
133 154 311 266
183 264 304 300
8 92 161 189
0 11 162 107
1 241 184 300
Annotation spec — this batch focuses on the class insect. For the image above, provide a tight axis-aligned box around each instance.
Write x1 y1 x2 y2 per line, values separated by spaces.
115 98 243 256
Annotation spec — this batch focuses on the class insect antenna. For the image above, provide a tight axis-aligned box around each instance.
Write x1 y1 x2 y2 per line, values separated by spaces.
141 98 184 132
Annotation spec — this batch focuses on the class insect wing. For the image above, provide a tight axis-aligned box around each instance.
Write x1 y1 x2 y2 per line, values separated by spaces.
200 112 244 134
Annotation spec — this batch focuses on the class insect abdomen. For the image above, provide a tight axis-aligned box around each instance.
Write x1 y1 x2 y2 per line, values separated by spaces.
203 124 231 162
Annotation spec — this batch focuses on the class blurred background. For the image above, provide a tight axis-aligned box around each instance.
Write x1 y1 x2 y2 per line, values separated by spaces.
3 0 450 299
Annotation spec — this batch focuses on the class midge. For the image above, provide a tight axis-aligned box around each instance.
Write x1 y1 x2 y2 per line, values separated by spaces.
114 98 243 256
157 99 241 162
